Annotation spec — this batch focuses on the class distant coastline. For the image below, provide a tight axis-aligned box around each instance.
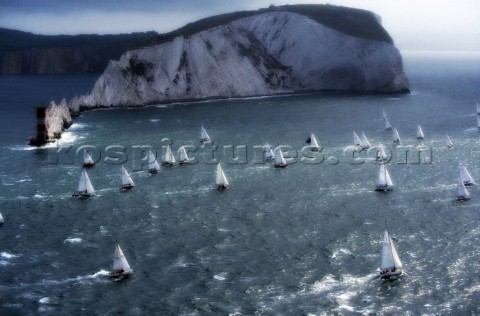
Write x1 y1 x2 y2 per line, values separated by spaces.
0 28 156 74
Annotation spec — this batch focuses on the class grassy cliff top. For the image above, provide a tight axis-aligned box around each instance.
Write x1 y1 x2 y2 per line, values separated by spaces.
135 4 393 49
0 4 393 53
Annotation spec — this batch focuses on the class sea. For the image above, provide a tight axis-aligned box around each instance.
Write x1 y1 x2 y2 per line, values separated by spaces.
1 50 480 315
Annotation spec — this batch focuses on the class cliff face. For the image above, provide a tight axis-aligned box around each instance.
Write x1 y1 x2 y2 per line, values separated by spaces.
77 6 408 108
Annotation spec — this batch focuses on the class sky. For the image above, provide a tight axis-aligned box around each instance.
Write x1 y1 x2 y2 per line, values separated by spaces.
0 0 479 51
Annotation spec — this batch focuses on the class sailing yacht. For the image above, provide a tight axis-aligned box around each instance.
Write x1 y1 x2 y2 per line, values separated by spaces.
446 135 454 149
200 125 211 143
376 144 388 162
147 150 160 174
109 243 133 278
457 179 471 201
264 143 274 161
0 212 4 225
477 116 480 131
361 132 371 149
379 230 403 279
353 131 362 147
273 147 288 168
120 165 135 190
83 149 95 168
392 127 401 144
308 133 321 151
72 168 95 197
216 163 229 191
178 146 191 165
477 103 480 115
383 108 393 130
459 162 475 186
375 164 393 191
162 145 176 166
416 124 425 140
353 131 370 149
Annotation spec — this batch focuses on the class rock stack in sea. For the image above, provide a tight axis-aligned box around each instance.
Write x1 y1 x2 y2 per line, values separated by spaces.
68 96 82 117
45 98 72 139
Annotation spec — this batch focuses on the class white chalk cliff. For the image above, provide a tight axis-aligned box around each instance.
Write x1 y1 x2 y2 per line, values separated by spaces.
74 5 409 108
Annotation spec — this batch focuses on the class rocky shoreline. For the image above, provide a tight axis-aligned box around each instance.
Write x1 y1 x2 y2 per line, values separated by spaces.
32 85 410 147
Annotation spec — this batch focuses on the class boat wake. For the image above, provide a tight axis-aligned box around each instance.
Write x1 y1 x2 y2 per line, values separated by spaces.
91 269 110 278
34 193 52 199
0 270 111 291
309 273 378 314
164 186 212 195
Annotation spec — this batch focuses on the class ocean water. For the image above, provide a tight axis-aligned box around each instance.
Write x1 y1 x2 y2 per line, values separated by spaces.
1 51 480 314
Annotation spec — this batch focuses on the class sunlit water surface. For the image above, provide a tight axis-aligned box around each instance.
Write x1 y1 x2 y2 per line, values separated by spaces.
0 51 480 314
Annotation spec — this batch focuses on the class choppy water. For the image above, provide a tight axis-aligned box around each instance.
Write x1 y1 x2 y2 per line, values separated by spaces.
1 51 480 314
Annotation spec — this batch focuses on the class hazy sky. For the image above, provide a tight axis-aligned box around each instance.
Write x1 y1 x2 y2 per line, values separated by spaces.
1 0 479 51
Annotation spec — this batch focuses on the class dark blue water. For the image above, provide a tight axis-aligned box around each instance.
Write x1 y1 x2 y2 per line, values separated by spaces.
1 51 480 314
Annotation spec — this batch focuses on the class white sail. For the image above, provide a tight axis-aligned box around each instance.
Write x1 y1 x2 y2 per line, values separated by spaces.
112 244 132 274
163 145 176 165
381 231 403 271
121 165 135 188
392 127 401 144
385 167 393 187
147 150 160 173
310 133 320 150
376 144 388 161
361 132 371 149
0 212 4 225
385 117 392 130
383 108 392 130
83 149 95 166
178 146 190 164
76 169 95 196
416 124 425 140
264 143 274 160
201 125 211 142
216 163 229 188
446 135 453 148
377 164 387 186
376 164 393 190
274 147 287 167
457 179 471 200
353 131 362 147
459 162 475 185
